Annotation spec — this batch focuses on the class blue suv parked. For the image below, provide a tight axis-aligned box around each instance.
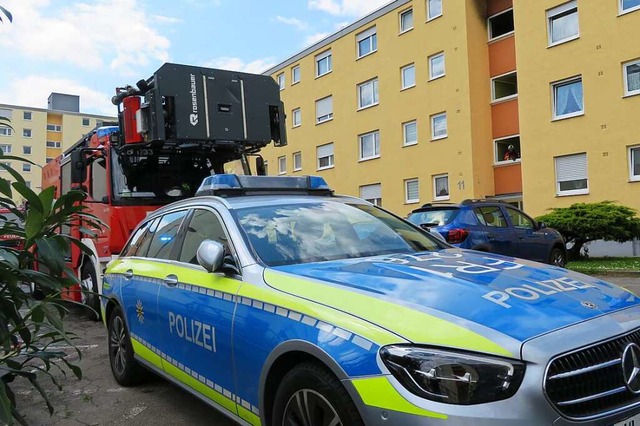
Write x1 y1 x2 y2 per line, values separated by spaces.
407 200 567 266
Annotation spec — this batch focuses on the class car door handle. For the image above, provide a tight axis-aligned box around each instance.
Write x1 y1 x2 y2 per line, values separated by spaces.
164 274 179 287
124 269 133 279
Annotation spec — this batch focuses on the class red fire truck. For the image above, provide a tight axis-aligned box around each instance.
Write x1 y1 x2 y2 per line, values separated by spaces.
41 63 286 319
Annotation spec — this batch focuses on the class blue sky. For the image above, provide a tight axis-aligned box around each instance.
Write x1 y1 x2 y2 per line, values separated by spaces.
0 0 390 116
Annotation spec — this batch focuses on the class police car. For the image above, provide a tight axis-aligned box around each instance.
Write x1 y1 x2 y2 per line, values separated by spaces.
102 175 640 426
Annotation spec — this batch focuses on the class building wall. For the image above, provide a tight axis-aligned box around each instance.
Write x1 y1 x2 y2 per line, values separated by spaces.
0 103 115 196
514 0 640 216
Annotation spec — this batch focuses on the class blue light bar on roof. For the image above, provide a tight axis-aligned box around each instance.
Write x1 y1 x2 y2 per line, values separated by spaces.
96 126 119 138
196 174 332 197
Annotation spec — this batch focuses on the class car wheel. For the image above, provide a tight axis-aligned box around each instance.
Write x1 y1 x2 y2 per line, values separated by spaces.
80 262 101 321
549 247 566 267
108 305 146 386
271 362 364 426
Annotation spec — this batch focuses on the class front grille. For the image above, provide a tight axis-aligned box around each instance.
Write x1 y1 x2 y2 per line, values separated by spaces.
545 328 640 419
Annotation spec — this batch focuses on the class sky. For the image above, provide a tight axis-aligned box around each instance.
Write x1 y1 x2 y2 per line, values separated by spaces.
0 0 391 116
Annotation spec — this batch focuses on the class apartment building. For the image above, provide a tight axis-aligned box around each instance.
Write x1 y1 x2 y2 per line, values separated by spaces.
0 93 115 193
262 0 640 218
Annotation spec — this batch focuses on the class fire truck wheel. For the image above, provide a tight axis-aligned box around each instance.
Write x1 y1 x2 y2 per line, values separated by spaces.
81 262 101 321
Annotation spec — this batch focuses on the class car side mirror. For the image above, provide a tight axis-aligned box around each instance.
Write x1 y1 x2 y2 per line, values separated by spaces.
196 240 225 273
538 222 547 230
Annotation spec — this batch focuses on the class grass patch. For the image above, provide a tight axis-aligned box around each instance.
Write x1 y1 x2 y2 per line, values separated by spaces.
566 257 640 274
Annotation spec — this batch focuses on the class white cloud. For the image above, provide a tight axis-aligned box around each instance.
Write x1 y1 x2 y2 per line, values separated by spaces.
304 32 330 47
0 0 170 74
308 0 390 16
275 15 309 31
1 75 114 116
151 15 184 25
203 57 278 74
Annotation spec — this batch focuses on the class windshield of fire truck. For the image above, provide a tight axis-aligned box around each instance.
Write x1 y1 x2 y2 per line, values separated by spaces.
110 148 248 205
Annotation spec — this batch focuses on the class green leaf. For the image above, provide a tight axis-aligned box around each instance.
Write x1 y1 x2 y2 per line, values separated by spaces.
24 209 44 241
0 5 13 23
0 179 12 198
27 375 55 415
34 237 67 276
0 379 13 425
13 182 43 214
38 186 55 218
0 164 24 185
41 303 64 332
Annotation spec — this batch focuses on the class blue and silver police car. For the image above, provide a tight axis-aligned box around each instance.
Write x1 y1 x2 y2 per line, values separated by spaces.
103 175 640 426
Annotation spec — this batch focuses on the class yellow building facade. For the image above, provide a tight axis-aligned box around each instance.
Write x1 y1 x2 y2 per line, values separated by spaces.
0 98 115 193
263 0 640 218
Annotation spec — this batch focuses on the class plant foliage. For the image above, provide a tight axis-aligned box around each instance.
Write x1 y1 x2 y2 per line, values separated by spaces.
0 151 105 425
537 201 640 260
0 5 11 23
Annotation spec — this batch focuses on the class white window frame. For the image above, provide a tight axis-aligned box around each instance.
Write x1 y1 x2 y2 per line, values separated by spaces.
547 1 579 47
426 0 442 21
360 183 382 206
356 27 377 59
405 178 419 204
0 144 11 154
629 145 640 182
623 59 640 97
277 73 285 90
317 143 334 170
22 163 31 173
293 151 302 172
359 131 381 161
357 78 379 110
315 50 332 77
23 146 32 155
494 135 521 165
552 76 584 120
23 111 32 121
403 120 418 147
433 174 450 201
316 96 333 124
292 65 301 85
487 8 514 41
278 156 287 175
620 0 640 15
399 8 414 33
491 71 518 102
82 117 90 126
555 153 589 196
22 128 32 138
0 128 12 136
401 64 416 90
431 112 448 140
292 108 302 127
428 52 445 80
46 141 61 148
46 124 62 132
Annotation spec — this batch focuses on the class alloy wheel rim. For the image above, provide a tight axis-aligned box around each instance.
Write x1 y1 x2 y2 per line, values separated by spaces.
109 316 127 375
552 251 564 266
283 389 342 426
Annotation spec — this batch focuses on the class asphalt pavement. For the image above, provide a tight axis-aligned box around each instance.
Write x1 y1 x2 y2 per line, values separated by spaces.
9 274 640 426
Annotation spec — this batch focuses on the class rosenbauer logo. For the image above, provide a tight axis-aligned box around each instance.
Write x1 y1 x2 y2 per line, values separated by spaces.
189 74 198 126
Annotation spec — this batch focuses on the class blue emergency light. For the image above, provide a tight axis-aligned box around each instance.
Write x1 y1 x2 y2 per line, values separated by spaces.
96 126 119 138
196 174 333 197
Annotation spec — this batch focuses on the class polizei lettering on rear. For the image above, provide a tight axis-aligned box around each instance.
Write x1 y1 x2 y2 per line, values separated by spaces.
168 311 216 352
483 277 596 308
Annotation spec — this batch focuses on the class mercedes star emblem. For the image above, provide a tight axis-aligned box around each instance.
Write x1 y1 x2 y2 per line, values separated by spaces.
622 343 640 394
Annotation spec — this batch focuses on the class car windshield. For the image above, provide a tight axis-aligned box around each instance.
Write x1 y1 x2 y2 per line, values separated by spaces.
408 208 459 227
236 201 442 266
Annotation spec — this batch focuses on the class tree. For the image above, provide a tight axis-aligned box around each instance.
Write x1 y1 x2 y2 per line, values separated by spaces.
0 151 105 425
536 201 640 261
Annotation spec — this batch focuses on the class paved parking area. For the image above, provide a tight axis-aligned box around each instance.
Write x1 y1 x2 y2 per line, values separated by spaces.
10 274 640 425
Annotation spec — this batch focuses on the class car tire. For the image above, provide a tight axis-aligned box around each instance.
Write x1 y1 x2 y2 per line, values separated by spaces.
271 362 364 426
80 262 101 321
549 247 566 267
108 305 146 386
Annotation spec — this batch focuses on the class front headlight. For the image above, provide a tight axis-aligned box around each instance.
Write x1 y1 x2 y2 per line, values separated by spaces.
380 345 525 405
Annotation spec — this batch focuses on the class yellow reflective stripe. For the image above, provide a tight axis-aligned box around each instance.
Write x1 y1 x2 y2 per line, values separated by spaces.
238 406 261 426
130 338 163 370
265 270 512 357
237 285 404 347
163 362 239 415
352 376 447 420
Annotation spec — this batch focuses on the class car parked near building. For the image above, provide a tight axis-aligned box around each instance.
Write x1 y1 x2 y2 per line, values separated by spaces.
103 175 640 426
407 200 567 267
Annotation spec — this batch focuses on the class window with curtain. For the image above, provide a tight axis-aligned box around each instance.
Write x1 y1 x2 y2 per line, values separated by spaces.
317 143 334 169
555 153 589 195
360 183 382 206
553 77 583 119
316 96 333 123
624 60 640 95
403 121 417 146
405 179 419 203
433 174 449 200
548 1 579 45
